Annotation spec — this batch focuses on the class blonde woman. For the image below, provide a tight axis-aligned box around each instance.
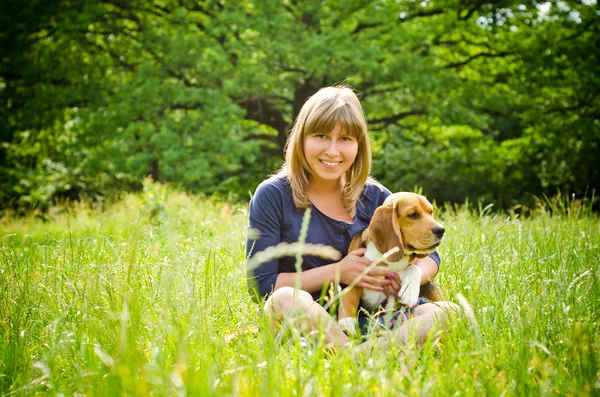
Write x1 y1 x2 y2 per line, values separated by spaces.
246 86 455 349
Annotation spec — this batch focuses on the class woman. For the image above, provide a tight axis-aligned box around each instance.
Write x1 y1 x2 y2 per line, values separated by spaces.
246 85 456 349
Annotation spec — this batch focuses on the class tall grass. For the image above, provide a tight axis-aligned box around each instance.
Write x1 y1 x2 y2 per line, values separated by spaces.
1 184 598 395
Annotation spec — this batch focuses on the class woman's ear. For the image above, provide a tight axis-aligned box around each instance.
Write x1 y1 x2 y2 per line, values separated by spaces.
368 202 404 262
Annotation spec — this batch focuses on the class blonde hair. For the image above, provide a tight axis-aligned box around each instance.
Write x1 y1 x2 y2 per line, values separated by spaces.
279 85 371 218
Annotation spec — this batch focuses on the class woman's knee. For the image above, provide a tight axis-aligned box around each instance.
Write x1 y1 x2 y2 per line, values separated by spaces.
433 301 461 318
264 287 314 319
414 301 460 323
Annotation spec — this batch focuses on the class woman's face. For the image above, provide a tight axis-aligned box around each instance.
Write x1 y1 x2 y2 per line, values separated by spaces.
303 122 359 186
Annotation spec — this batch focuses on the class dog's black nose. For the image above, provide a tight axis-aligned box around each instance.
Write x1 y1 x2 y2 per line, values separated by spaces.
432 226 445 239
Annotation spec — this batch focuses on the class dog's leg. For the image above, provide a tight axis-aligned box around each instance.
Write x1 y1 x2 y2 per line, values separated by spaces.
419 280 444 302
338 286 362 335
397 265 422 307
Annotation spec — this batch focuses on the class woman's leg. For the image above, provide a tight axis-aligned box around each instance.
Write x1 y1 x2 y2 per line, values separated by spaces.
395 301 459 344
264 286 349 348
372 301 460 349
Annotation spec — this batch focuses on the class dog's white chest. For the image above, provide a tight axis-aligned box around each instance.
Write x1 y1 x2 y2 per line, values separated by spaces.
361 243 422 311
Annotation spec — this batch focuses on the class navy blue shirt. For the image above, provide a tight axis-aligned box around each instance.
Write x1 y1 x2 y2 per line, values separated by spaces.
245 175 440 302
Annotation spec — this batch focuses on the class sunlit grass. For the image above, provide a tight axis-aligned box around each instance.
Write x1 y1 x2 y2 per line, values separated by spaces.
1 183 599 395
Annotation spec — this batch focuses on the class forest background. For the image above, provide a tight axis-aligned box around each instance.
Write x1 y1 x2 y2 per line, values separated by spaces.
1 0 599 211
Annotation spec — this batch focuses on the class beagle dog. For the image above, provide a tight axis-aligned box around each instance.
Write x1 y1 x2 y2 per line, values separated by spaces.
338 192 445 334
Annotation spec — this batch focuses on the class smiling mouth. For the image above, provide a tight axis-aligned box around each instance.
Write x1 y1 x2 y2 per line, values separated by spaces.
320 160 341 168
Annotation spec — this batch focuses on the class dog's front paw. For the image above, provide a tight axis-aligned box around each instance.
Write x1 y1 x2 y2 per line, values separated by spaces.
338 317 358 336
398 284 420 307
397 266 422 307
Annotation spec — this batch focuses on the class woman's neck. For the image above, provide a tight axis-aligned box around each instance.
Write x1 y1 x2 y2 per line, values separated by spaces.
307 177 343 196
307 177 353 223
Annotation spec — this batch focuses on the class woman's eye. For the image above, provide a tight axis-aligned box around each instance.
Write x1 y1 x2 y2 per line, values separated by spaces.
315 134 327 139
408 212 420 220
340 136 354 142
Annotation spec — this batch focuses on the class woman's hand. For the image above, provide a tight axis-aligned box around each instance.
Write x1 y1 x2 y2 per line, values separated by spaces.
383 272 401 297
334 248 394 291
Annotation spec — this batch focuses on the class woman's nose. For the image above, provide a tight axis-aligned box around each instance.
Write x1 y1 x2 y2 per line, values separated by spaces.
325 140 339 156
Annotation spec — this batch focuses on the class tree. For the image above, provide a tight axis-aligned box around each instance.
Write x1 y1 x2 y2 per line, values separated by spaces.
1 0 598 209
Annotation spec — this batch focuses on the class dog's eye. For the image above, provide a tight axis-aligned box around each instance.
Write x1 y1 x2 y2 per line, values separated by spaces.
408 212 420 220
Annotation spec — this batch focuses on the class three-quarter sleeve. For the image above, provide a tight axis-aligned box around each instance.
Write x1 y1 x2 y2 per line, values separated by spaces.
246 182 285 301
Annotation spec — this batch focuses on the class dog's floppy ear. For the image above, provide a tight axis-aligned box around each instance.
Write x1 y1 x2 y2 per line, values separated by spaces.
369 201 404 262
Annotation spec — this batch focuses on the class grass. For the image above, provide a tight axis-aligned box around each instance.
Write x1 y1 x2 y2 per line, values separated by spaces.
1 182 599 396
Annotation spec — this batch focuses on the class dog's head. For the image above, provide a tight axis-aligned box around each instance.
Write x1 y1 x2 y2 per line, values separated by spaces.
368 192 445 262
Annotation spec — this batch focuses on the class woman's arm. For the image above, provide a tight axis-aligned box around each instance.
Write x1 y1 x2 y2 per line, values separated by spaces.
246 182 286 300
273 248 394 293
416 255 439 285
273 265 337 293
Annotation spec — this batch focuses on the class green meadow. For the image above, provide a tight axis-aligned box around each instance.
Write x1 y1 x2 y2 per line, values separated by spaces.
1 183 599 396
